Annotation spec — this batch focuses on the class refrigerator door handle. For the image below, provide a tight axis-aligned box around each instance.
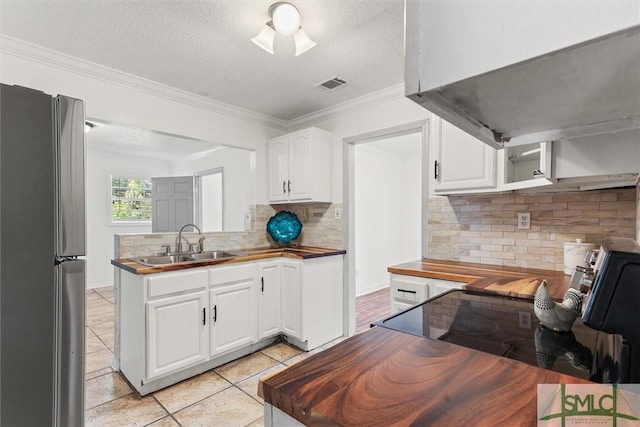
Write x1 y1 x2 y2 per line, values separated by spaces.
55 95 86 257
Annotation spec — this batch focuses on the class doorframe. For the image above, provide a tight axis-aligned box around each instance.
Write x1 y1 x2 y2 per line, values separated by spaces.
342 119 430 336
194 167 224 232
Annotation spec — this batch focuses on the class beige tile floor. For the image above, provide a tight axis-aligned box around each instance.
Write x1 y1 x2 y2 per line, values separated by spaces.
85 287 356 427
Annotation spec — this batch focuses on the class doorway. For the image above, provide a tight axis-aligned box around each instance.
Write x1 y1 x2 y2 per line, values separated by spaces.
344 120 429 335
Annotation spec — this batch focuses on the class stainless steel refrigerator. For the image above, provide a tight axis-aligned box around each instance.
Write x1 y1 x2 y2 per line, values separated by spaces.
1 84 86 426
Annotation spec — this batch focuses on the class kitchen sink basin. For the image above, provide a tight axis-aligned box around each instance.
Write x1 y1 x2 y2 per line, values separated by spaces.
188 251 241 260
135 255 195 266
134 251 241 266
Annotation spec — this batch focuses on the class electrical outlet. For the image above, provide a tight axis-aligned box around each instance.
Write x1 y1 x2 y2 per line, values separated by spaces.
518 311 531 329
334 207 342 220
517 212 531 230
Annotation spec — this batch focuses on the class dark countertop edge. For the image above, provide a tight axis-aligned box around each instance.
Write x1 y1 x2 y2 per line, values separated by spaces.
111 247 346 275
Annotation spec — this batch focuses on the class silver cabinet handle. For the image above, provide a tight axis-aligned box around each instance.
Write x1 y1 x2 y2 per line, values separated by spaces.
288 180 291 193
282 180 286 194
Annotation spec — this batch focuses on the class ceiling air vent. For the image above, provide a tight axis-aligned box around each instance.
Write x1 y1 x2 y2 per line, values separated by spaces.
315 77 349 91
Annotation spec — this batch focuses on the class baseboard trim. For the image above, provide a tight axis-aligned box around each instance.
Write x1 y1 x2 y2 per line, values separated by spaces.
356 282 389 297
87 280 114 290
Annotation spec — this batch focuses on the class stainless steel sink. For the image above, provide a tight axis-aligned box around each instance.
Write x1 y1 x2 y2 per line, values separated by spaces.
134 255 195 266
188 251 240 260
134 251 241 266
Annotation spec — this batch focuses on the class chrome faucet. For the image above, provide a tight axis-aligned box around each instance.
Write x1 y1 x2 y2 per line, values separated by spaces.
176 223 202 253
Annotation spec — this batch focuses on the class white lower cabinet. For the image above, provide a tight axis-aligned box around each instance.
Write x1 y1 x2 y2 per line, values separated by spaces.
118 254 344 395
146 290 208 380
280 260 301 340
257 261 281 340
390 273 464 313
208 263 257 356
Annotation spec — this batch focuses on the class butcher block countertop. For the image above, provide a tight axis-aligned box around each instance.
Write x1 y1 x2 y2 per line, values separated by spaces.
258 327 590 426
259 260 580 426
111 246 346 275
389 258 572 300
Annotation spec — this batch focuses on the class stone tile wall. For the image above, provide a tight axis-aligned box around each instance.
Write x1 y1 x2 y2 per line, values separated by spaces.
427 188 637 271
115 203 344 259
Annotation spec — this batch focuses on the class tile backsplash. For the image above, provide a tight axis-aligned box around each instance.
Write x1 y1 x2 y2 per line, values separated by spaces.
427 187 637 271
115 203 344 259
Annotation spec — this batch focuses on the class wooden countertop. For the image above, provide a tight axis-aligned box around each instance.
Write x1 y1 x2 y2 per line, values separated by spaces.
389 259 572 301
259 260 580 425
259 327 591 426
111 246 346 275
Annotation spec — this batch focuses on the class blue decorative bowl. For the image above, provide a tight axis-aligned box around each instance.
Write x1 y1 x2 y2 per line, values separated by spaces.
266 211 302 245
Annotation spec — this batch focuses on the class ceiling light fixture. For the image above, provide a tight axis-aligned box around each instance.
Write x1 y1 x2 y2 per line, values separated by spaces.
252 2 316 56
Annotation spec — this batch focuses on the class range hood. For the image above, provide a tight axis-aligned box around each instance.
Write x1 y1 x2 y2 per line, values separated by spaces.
408 25 640 150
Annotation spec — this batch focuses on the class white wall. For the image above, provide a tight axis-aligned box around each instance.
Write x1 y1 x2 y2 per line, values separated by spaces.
0 37 283 208
354 137 421 296
86 150 173 288
400 151 422 258
289 90 432 203
171 147 253 231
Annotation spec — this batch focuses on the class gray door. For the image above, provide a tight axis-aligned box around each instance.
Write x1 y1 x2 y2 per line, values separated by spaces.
151 176 194 232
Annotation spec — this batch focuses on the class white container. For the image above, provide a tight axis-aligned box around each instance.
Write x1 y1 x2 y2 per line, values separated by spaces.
563 239 597 275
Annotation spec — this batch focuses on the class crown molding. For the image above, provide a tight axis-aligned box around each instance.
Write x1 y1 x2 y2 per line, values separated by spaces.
286 83 406 131
1 35 407 134
0 35 288 131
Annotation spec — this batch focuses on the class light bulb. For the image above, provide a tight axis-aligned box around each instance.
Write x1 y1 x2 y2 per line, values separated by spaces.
272 3 300 36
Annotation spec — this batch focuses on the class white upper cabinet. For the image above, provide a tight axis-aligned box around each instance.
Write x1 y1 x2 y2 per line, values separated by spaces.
405 0 640 148
431 118 497 194
267 127 333 204
499 141 553 191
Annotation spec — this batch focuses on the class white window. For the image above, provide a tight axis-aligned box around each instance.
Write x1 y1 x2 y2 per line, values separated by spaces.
111 176 152 222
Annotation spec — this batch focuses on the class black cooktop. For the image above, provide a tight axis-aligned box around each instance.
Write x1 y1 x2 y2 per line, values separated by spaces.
373 290 621 383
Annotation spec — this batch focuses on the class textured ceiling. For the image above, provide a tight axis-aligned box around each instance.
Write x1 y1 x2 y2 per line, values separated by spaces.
1 0 405 121
86 120 227 160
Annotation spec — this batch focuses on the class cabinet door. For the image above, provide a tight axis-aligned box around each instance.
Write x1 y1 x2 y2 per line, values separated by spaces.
258 261 281 340
501 141 553 191
432 118 497 193
287 130 312 201
267 136 290 202
146 290 208 380
280 261 301 339
209 280 256 356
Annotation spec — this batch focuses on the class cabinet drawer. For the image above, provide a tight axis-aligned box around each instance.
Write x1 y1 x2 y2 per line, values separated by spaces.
146 270 208 298
390 274 429 303
431 279 464 298
209 263 256 285
391 300 416 314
